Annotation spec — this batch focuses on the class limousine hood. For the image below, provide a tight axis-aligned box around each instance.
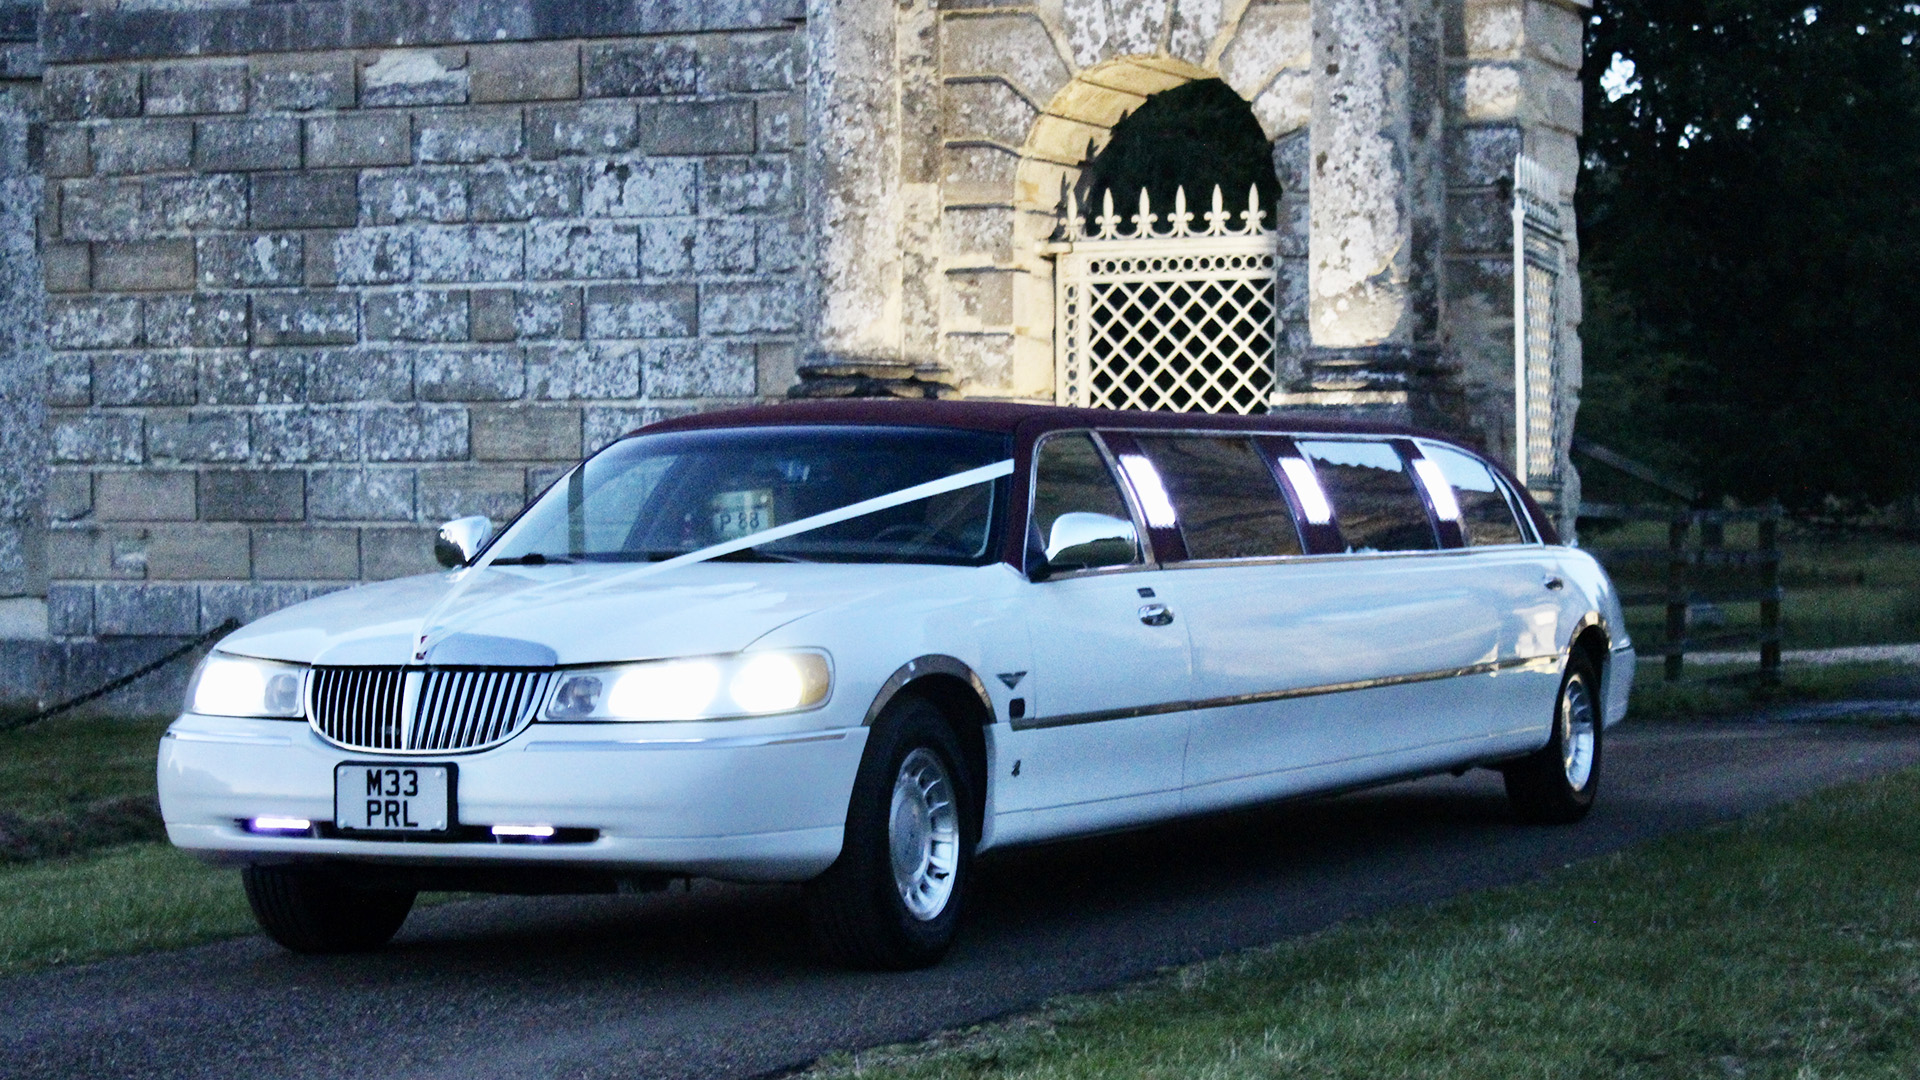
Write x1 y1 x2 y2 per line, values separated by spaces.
216 562 977 668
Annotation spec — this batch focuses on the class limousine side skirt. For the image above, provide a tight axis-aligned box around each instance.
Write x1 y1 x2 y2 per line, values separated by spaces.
987 733 1554 852
1010 654 1567 731
1183 735 1555 811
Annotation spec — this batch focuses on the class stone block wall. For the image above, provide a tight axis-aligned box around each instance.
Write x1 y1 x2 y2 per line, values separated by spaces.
36 7 805 656
0 0 1588 710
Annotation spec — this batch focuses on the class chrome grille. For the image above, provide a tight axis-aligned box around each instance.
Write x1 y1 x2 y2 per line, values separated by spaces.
309 667 552 753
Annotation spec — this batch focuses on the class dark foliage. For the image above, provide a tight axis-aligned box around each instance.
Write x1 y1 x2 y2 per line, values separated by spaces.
1580 0 1920 509
1076 79 1281 226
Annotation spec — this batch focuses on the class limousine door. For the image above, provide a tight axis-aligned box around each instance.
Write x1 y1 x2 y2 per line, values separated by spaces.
991 433 1192 840
1146 436 1525 813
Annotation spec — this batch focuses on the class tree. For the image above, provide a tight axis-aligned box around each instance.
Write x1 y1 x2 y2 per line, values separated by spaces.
1579 0 1920 509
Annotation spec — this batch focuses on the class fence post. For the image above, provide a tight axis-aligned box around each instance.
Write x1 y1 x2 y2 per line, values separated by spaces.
1759 505 1782 684
1665 511 1690 682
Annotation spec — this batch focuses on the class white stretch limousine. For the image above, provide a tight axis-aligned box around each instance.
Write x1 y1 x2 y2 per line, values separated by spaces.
160 401 1633 968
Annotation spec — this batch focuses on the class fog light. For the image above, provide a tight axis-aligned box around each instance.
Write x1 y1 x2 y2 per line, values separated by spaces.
491 824 555 839
248 816 312 834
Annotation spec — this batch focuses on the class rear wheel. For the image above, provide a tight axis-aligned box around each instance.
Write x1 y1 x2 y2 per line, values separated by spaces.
1503 657 1602 824
806 694 974 970
242 865 416 954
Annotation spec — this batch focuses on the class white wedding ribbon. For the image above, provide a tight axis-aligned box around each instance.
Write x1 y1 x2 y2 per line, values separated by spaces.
410 458 1015 662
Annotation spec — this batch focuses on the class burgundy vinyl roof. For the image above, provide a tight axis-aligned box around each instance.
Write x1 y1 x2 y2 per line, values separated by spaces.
637 399 1444 441
633 399 1559 544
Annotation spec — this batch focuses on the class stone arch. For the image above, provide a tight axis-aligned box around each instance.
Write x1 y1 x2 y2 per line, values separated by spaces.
1013 55 1214 221
988 58 1215 400
935 5 1315 400
1002 56 1301 403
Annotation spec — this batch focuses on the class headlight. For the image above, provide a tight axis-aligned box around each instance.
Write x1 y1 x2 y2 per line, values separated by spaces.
541 651 832 722
188 653 307 719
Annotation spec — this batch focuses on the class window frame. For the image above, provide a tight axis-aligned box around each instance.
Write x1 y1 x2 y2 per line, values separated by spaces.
1114 432 1315 566
1095 430 1192 564
1023 428 1158 580
1021 426 1545 571
1288 435 1446 557
1411 438 1542 548
1257 434 1347 556
1400 440 1467 549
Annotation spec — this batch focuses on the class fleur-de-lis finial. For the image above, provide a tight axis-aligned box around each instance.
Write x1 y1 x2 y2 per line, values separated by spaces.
1203 185 1233 235
1131 188 1158 237
1065 187 1082 240
1095 189 1122 238
1168 186 1196 236
1241 184 1268 234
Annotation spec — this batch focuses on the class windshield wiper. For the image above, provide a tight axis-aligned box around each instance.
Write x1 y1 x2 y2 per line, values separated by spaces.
491 553 578 565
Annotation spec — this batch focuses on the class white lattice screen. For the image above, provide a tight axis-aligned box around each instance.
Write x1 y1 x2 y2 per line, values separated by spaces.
1513 155 1569 487
1047 186 1279 414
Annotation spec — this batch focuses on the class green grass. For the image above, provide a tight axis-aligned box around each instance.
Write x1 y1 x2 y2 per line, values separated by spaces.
1627 660 1920 722
0 714 172 819
0 714 472 975
0 843 254 977
810 766 1920 1080
0 713 258 975
1586 523 1920 651
0 714 173 861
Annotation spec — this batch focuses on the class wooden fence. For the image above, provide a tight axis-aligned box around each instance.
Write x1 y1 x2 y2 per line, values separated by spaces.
1579 504 1783 682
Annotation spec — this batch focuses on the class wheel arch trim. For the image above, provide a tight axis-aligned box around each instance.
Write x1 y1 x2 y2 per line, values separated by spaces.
863 655 996 727
1567 611 1612 670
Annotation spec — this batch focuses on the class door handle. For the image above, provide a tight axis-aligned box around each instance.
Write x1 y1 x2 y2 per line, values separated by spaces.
1544 576 1565 591
1138 603 1174 627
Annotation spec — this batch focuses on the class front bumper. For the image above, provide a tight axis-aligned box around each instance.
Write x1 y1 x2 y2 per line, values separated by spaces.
158 712 869 883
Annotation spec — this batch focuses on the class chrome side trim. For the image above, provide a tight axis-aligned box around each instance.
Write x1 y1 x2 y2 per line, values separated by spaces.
863 654 997 726
1011 655 1565 731
164 729 295 747
521 729 855 752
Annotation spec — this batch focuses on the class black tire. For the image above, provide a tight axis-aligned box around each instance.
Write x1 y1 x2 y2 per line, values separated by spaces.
242 864 417 954
1503 656 1603 824
805 694 976 970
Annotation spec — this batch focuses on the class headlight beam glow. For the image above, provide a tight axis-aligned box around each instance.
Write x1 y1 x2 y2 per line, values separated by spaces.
540 651 832 723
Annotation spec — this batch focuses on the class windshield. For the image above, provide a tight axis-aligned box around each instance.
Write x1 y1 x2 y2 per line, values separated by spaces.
487 426 1013 566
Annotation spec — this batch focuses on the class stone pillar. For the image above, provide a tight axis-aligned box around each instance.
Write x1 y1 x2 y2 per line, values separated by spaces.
0 7 47 654
1309 0 1412 349
796 0 952 398
1285 0 1446 422
1438 0 1589 529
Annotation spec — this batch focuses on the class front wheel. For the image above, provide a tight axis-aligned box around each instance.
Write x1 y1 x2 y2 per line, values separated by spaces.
806 694 974 970
242 865 416 954
1503 657 1602 824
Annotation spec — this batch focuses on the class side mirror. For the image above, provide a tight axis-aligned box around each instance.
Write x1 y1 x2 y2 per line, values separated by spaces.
434 516 494 568
1040 512 1138 575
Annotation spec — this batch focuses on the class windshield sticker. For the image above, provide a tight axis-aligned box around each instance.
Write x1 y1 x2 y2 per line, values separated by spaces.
712 489 775 540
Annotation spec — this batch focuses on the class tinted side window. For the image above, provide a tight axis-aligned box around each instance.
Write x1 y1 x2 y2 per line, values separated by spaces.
1296 440 1438 553
1422 444 1527 546
1133 435 1301 559
1031 433 1140 571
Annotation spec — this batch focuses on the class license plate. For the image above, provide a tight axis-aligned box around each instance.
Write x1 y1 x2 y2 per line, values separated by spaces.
335 764 452 833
